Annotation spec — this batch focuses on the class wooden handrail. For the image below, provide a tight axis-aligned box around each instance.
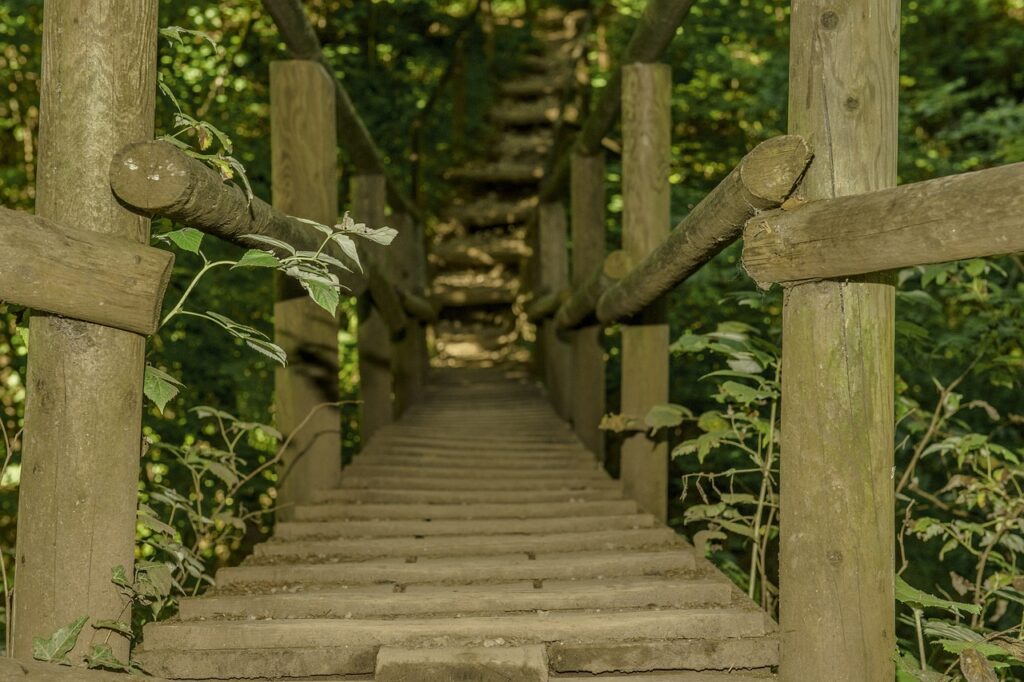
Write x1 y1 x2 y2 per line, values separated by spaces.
538 0 699 202
0 207 173 336
743 160 1024 286
595 135 812 324
554 250 631 330
261 0 422 222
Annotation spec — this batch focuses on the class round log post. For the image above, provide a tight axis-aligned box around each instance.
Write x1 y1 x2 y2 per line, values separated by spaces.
390 212 429 415
270 60 342 520
569 152 607 458
537 201 573 420
13 0 158 662
352 175 394 442
619 63 671 522
779 1 899 679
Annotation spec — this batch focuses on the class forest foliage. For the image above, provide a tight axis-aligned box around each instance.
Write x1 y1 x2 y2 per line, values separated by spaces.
0 0 1022 678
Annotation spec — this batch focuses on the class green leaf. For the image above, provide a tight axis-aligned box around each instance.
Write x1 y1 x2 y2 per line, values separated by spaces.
161 227 204 254
92 619 134 640
895 576 982 615
645 403 692 433
159 26 218 50
205 461 239 487
244 234 296 255
111 565 132 590
85 643 131 672
893 648 951 682
245 338 288 366
32 616 89 663
233 249 280 269
304 279 340 316
331 233 363 272
144 365 184 413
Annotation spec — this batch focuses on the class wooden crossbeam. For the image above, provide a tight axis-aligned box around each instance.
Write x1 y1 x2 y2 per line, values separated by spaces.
0 207 173 335
745 161 1024 285
595 135 812 324
742 161 1024 286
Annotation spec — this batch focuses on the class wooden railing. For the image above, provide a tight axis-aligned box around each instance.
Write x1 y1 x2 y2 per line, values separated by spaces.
2 0 433 664
523 0 1024 679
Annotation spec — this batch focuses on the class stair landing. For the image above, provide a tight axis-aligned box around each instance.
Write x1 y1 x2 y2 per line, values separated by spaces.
137 368 777 681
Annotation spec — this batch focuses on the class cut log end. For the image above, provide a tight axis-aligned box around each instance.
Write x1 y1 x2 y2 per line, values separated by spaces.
110 141 194 213
739 135 813 203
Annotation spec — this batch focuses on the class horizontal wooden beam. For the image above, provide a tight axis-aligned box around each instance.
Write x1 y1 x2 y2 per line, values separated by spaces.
0 207 173 335
555 250 631 330
596 135 812 323
742 161 1024 286
109 140 367 296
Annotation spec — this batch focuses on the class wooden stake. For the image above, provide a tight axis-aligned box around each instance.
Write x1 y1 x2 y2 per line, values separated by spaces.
13 0 158 662
538 201 573 420
780 1 899 678
270 60 341 519
619 63 671 522
352 175 393 442
570 152 607 457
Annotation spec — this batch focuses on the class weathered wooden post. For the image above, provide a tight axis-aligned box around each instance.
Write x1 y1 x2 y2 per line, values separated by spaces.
271 60 342 519
13 0 158 661
352 175 394 440
570 153 606 457
390 212 429 414
538 201 573 419
779 1 899 678
619 63 671 522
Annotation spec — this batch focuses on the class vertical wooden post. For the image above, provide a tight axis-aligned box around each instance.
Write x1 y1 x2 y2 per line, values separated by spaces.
570 152 606 458
13 0 157 661
390 212 428 414
779 1 899 679
352 175 393 441
271 60 341 519
538 201 573 420
619 63 671 522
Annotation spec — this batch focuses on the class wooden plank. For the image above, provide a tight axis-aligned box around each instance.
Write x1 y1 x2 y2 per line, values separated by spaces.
596 135 811 323
538 201 573 420
743 161 1024 285
779 1 899 679
13 0 158 662
110 139 365 296
270 60 342 518
569 152 607 458
353 174 394 442
0 207 172 335
618 63 671 522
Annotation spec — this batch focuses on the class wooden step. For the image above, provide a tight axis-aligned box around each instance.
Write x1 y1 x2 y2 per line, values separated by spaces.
448 197 536 227
311 487 624 504
432 284 518 308
500 74 570 97
252 527 681 561
291 499 639 522
376 645 547 682
556 670 776 680
337 475 615 492
549 636 779 674
272 513 655 540
343 463 605 480
179 576 733 621
215 548 697 590
491 98 561 127
350 453 596 469
446 162 544 184
431 235 531 268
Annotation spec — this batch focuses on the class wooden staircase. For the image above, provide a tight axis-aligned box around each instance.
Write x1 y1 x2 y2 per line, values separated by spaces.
137 367 777 680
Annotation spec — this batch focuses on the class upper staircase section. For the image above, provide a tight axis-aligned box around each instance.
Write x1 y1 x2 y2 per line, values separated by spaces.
137 367 777 681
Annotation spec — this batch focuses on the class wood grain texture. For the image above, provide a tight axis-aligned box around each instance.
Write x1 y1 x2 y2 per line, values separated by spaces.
779 1 899 679
270 60 342 519
618 64 671 522
596 135 811 323
538 201 573 420
743 161 1024 285
0 207 173 335
569 153 607 458
352 175 394 442
13 0 158 662
110 140 365 296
